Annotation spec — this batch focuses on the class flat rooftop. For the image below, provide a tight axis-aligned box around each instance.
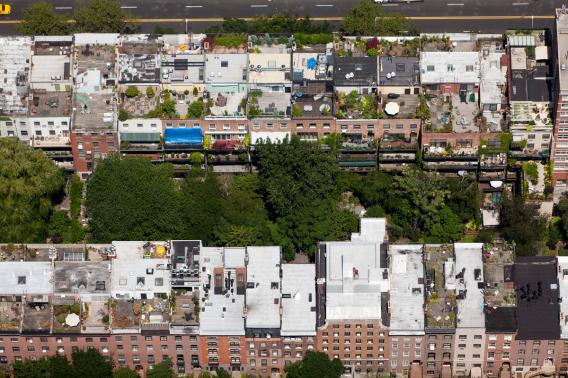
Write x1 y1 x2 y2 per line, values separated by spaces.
281 264 316 336
379 56 419 87
30 55 70 84
54 261 111 295
118 53 160 83
388 244 425 335
351 218 386 243
111 241 171 298
334 56 378 87
479 52 506 105
248 53 291 84
199 247 246 336
454 243 485 328
292 52 333 82
0 262 53 295
556 8 568 92
161 53 204 84
245 246 281 330
420 52 480 84
514 256 560 340
205 53 248 83
558 256 568 339
0 37 31 115
73 92 115 130
424 244 457 330
324 240 389 321
484 242 516 333
29 91 71 117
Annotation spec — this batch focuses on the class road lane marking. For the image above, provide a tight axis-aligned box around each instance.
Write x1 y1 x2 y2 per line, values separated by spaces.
383 3 400 6
120 6 138 9
55 6 73 10
512 2 529 5
250 4 268 7
447 3 464 6
316 4 334 7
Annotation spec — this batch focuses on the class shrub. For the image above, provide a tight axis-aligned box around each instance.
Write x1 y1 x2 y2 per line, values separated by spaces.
193 87 199 96
56 314 66 325
124 86 139 98
146 87 155 98
70 303 81 315
118 108 129 122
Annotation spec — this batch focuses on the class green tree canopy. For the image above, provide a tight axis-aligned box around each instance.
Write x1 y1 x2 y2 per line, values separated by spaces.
71 348 113 378
74 0 128 33
86 155 182 242
113 367 139 378
17 2 70 35
500 193 547 256
286 351 344 378
146 358 173 378
0 138 65 242
13 355 73 378
341 0 411 36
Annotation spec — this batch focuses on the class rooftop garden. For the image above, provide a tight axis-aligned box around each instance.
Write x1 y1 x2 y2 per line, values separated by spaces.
335 91 378 119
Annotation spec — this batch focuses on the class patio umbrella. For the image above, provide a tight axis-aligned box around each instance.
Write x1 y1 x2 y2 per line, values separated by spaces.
65 313 80 327
384 102 400 116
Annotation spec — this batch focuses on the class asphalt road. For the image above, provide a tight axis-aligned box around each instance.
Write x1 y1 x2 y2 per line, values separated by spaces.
0 0 563 34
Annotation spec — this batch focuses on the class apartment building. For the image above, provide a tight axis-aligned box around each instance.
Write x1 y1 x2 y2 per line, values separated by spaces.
554 8 568 188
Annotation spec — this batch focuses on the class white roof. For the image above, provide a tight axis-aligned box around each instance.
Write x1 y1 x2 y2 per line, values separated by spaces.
74 33 119 46
199 247 246 335
325 241 389 321
0 262 53 295
557 256 568 339
245 246 281 329
110 241 171 297
454 243 485 328
248 53 291 84
30 55 68 83
388 245 425 335
0 37 31 114
351 218 386 243
205 53 248 83
480 52 506 105
420 51 480 85
281 264 316 336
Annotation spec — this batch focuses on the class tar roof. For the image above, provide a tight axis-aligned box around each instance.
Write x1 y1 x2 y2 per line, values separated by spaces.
0 262 53 295
388 244 425 335
514 256 560 340
420 51 480 85
454 243 485 328
510 66 552 102
281 264 316 336
379 56 420 87
334 56 378 87
54 261 111 295
199 247 246 335
245 246 281 329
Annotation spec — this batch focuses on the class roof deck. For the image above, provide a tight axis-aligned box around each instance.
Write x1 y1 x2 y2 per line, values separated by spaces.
29 91 71 117
0 299 23 332
454 243 485 329
424 244 457 330
52 296 81 333
111 298 141 332
22 295 52 333
82 298 110 333
483 242 515 308
170 290 199 327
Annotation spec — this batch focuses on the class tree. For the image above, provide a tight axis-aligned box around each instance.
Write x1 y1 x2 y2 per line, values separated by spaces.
286 351 343 378
216 368 232 378
17 2 70 35
118 108 129 122
500 193 547 256
86 155 182 242
13 355 73 378
187 99 206 119
74 0 127 33
0 138 65 242
146 87 155 98
71 348 113 378
341 0 410 36
179 173 224 245
146 358 173 378
113 367 139 378
124 86 140 98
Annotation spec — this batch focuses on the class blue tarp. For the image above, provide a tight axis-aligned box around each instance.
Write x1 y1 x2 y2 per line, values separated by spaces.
306 57 317 70
164 127 203 145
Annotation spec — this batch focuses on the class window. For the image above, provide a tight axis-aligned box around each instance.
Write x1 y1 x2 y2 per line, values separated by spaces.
466 65 474 72
427 65 435 72
221 61 229 68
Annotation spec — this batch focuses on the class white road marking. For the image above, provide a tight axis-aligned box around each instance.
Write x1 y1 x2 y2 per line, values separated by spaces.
185 5 204 7
447 3 464 5
512 2 529 5
316 4 334 7
120 6 138 9
382 3 400 6
250 4 268 7
55 6 73 10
